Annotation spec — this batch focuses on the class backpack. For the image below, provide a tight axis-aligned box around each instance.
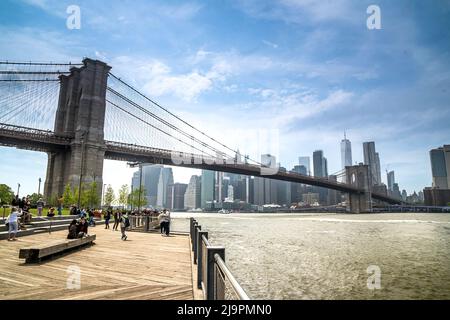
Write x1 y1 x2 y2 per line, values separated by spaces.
123 216 130 228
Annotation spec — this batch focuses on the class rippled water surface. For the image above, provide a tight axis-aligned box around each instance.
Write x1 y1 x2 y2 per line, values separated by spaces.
171 212 450 299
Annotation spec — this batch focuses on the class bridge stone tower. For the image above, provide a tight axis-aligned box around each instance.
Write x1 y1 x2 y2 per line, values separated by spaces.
44 58 111 205
345 164 372 213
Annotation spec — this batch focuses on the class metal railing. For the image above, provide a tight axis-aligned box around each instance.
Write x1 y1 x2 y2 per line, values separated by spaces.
128 214 161 231
190 218 250 300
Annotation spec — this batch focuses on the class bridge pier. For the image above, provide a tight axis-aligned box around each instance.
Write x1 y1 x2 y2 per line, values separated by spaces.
44 58 111 205
345 164 372 213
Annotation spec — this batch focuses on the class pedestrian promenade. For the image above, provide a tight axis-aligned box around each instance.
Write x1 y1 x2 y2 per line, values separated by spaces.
0 227 194 300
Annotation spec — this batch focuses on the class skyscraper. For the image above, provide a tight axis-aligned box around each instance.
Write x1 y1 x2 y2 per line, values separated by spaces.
375 152 382 185
313 150 326 177
201 170 215 209
322 157 328 177
387 171 395 191
313 150 328 204
341 132 352 169
215 171 224 203
430 145 450 189
131 164 163 207
157 167 173 208
184 175 201 210
253 176 265 206
292 165 307 175
299 156 311 175
363 142 381 186
166 183 187 211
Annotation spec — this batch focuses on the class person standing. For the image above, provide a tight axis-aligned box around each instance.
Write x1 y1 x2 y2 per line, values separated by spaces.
57 197 63 216
157 210 165 235
164 209 171 236
104 208 111 229
113 210 120 231
37 198 44 217
119 212 129 241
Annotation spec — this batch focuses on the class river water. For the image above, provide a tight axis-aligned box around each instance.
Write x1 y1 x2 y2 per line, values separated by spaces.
171 212 450 300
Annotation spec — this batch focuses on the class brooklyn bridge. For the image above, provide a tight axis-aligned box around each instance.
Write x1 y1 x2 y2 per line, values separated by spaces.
0 58 403 213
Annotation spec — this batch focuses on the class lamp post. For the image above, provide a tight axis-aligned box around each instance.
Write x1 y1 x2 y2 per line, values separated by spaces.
138 163 143 214
38 178 41 196
127 161 144 214
77 132 86 209
17 183 21 197
130 184 134 211
102 183 106 208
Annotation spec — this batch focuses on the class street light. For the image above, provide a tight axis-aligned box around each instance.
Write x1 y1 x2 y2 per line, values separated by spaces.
17 183 21 197
102 183 106 208
127 161 144 214
38 178 42 196
77 131 87 209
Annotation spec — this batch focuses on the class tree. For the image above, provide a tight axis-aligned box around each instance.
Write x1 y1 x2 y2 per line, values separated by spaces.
118 184 129 208
104 184 115 207
0 184 14 206
84 182 99 208
129 187 147 209
62 184 74 208
29 193 43 206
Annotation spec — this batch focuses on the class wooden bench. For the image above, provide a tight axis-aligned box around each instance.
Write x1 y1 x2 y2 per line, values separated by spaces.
19 235 96 263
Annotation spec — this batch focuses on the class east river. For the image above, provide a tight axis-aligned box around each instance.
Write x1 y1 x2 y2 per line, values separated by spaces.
171 212 450 299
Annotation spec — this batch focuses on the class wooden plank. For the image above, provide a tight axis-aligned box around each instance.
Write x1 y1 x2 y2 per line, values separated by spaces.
18 235 96 262
0 228 193 300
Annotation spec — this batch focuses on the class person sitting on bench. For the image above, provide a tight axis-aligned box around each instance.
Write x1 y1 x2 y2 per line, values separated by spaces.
67 219 78 239
76 217 88 238
47 207 56 218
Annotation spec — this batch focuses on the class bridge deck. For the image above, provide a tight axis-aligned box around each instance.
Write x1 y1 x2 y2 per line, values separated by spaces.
0 227 194 300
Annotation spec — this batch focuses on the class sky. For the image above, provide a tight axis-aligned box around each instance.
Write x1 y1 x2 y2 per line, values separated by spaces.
0 0 449 197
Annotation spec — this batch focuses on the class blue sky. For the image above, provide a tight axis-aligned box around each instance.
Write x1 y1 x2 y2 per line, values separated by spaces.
0 0 449 196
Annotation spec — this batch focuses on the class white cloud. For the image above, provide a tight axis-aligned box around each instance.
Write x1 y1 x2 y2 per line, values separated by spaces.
262 40 278 48
234 0 358 25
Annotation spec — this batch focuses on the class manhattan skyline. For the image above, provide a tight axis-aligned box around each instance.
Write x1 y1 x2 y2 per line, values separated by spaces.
1 0 450 196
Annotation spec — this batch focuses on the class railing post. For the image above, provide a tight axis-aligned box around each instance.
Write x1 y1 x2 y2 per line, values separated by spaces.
194 225 201 264
145 215 150 231
192 221 198 253
190 218 195 248
206 246 225 300
197 231 208 289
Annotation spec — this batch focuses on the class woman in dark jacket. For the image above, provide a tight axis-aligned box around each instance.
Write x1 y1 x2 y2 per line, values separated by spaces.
76 217 88 238
67 220 78 239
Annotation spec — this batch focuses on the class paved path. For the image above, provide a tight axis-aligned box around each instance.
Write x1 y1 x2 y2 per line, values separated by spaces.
0 227 194 300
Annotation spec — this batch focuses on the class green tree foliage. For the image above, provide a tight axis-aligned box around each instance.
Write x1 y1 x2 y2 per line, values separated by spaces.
84 182 99 208
0 184 14 205
104 184 115 207
29 193 43 206
62 184 74 208
129 187 147 209
118 184 129 208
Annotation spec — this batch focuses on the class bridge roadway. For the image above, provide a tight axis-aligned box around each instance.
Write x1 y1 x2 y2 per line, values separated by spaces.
0 226 196 300
0 123 401 205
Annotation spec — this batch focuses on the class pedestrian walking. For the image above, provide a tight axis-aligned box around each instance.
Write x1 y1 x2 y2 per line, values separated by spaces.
104 208 111 229
120 212 130 240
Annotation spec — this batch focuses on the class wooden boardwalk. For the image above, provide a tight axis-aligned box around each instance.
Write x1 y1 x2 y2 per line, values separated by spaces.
0 227 195 300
